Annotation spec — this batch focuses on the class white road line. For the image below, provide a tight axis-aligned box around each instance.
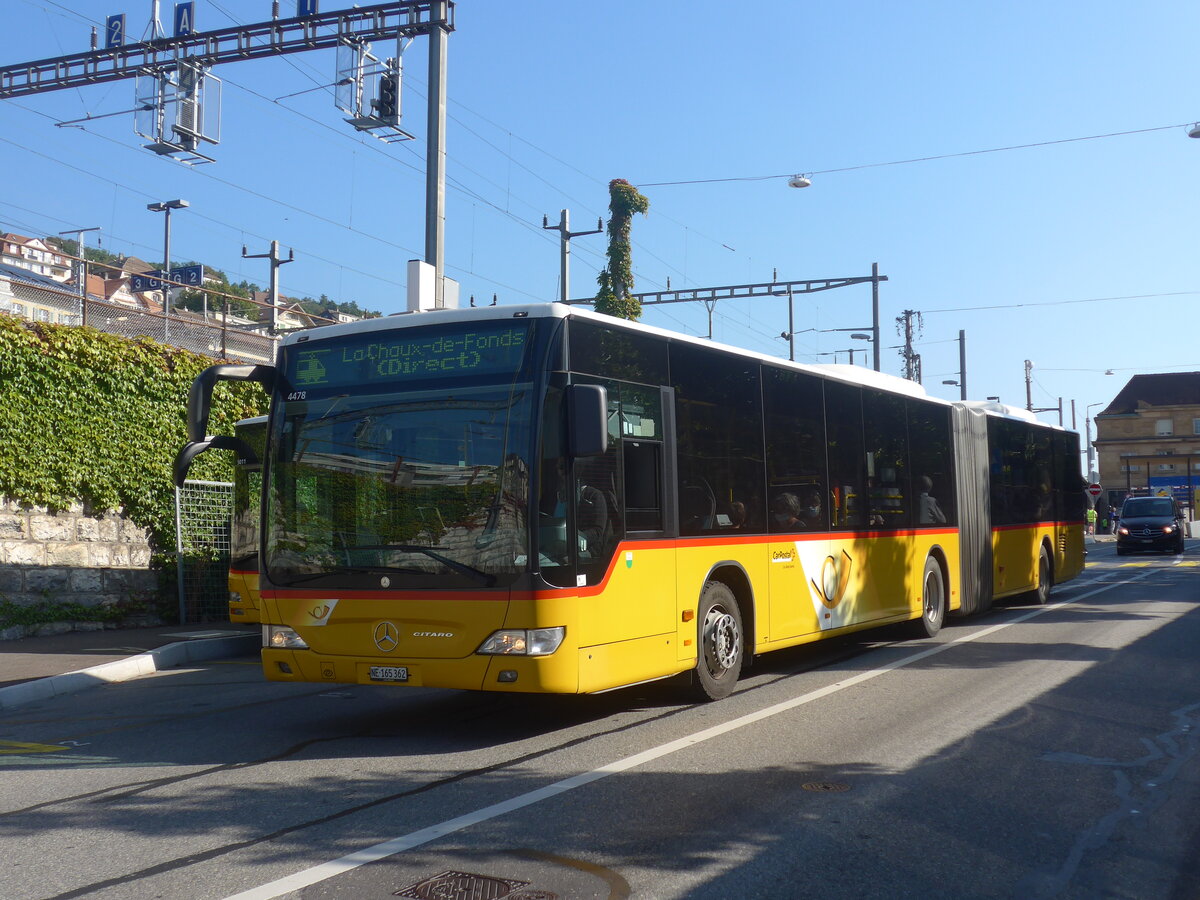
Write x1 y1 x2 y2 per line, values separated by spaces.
224 568 1164 900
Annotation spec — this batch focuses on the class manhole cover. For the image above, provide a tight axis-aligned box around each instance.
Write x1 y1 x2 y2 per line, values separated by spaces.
395 871 531 900
801 781 851 793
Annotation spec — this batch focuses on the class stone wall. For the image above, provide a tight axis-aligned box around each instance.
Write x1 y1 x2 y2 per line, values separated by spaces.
0 497 158 610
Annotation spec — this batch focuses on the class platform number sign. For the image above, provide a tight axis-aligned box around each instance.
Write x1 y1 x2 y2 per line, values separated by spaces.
105 14 126 49
174 1 195 38
298 0 319 15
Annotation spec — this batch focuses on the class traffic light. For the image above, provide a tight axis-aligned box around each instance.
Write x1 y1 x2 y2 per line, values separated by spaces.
376 73 399 124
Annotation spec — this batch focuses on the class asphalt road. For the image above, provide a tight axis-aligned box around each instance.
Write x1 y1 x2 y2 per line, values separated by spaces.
1 541 1198 900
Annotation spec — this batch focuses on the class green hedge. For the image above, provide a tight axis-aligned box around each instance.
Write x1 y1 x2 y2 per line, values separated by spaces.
0 316 266 554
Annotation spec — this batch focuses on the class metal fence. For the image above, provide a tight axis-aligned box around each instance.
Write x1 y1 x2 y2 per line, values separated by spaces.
6 279 278 364
174 479 234 623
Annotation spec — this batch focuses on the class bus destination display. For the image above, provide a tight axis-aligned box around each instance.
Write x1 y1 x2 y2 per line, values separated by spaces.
288 323 530 389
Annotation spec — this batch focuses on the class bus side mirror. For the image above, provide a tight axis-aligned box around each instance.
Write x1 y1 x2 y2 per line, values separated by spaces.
568 384 608 457
187 364 275 442
172 435 255 488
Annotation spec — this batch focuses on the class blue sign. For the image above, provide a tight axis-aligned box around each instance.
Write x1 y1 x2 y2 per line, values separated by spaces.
129 272 162 293
105 14 126 49
170 264 204 287
174 1 195 37
129 265 203 293
298 0 319 16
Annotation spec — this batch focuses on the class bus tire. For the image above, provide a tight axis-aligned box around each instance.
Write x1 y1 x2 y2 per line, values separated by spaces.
689 580 743 701
913 555 945 638
1032 546 1052 605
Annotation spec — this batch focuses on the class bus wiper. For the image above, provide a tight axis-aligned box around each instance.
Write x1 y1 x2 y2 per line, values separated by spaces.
356 544 496 586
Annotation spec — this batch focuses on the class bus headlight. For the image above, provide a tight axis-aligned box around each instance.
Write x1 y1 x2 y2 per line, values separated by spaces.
263 625 309 649
229 591 243 603
477 627 565 657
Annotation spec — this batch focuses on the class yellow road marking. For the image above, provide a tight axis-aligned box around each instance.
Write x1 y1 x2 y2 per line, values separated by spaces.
0 740 69 755
1119 562 1151 567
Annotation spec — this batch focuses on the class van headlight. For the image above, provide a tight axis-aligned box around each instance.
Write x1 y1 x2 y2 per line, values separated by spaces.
1163 525 1175 534
477 627 565 656
263 625 309 649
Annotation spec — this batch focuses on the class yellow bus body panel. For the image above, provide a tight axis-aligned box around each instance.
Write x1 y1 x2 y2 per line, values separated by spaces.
227 569 261 624
992 523 1083 599
253 527 1007 696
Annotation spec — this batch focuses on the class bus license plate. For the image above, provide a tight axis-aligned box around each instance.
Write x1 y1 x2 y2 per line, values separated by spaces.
369 666 409 682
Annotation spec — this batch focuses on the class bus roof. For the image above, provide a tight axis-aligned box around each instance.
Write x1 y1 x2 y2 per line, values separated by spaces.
277 302 945 406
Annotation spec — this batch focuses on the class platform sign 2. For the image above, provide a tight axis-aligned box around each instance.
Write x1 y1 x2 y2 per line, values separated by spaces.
105 14 126 49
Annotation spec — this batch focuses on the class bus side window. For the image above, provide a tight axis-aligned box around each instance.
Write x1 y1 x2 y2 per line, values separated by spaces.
624 440 663 531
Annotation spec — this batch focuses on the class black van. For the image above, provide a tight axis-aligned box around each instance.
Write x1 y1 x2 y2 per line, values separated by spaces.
1116 496 1186 555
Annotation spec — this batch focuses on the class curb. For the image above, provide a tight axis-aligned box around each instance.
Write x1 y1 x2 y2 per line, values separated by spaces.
0 632 260 711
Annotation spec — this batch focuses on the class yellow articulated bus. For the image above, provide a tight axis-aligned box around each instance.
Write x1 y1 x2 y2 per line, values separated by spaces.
227 416 267 623
174 304 1085 701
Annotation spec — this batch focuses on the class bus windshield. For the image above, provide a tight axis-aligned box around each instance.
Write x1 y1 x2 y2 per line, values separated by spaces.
264 320 537 590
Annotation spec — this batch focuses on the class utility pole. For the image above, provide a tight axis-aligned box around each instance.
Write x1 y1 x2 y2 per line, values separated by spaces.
542 210 602 303
1025 359 1034 411
243 241 294 332
871 262 881 372
898 309 922 383
58 226 100 326
957 329 967 401
426 0 450 308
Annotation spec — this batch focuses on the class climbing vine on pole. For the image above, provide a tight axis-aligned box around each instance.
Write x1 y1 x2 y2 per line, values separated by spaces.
595 179 650 321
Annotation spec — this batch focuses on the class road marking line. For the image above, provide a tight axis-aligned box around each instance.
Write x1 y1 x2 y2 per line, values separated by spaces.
0 740 69 755
223 568 1164 900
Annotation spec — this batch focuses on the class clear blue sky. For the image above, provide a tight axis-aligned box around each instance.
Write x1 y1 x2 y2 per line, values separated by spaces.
2 0 1198 443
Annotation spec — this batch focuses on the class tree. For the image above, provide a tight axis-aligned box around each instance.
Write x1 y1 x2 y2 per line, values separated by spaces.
595 179 650 321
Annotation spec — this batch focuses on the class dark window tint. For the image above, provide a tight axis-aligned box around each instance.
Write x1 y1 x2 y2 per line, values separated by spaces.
824 380 865 529
908 399 955 526
989 418 1055 526
863 389 910 528
568 318 669 385
671 341 765 535
763 367 827 532
1054 431 1085 522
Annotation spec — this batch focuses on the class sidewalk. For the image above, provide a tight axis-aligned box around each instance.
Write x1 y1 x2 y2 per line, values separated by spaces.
0 623 260 710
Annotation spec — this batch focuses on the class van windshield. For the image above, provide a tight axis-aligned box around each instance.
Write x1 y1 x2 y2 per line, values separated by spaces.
1122 498 1175 518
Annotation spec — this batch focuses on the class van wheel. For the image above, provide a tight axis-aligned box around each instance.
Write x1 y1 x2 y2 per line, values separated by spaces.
912 556 945 638
689 581 743 701
1032 546 1052 605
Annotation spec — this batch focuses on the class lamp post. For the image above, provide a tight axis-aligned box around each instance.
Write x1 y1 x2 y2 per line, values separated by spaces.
1085 401 1105 482
147 199 188 343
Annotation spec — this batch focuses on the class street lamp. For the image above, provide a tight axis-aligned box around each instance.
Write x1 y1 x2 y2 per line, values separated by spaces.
1085 401 1105 482
147 199 188 343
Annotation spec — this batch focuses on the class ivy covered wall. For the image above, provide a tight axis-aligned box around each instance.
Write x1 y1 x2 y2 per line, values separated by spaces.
0 315 266 557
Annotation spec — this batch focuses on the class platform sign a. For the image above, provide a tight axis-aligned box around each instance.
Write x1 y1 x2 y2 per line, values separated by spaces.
174 1 195 38
105 14 126 49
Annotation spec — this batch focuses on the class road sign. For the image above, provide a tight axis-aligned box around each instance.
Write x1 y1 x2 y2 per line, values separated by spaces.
1087 484 1103 499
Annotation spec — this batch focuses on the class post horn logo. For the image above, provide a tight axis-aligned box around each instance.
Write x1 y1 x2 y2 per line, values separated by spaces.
812 550 853 610
373 621 399 653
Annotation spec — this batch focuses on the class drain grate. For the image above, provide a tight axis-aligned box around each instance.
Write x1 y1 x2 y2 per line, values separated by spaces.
395 870 534 900
801 781 851 793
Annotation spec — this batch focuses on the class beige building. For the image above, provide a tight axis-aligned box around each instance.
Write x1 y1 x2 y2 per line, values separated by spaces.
1093 373 1200 513
0 232 71 282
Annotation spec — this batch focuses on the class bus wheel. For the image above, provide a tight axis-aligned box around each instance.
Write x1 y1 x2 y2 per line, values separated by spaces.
1033 546 1052 605
690 581 743 701
913 556 945 638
